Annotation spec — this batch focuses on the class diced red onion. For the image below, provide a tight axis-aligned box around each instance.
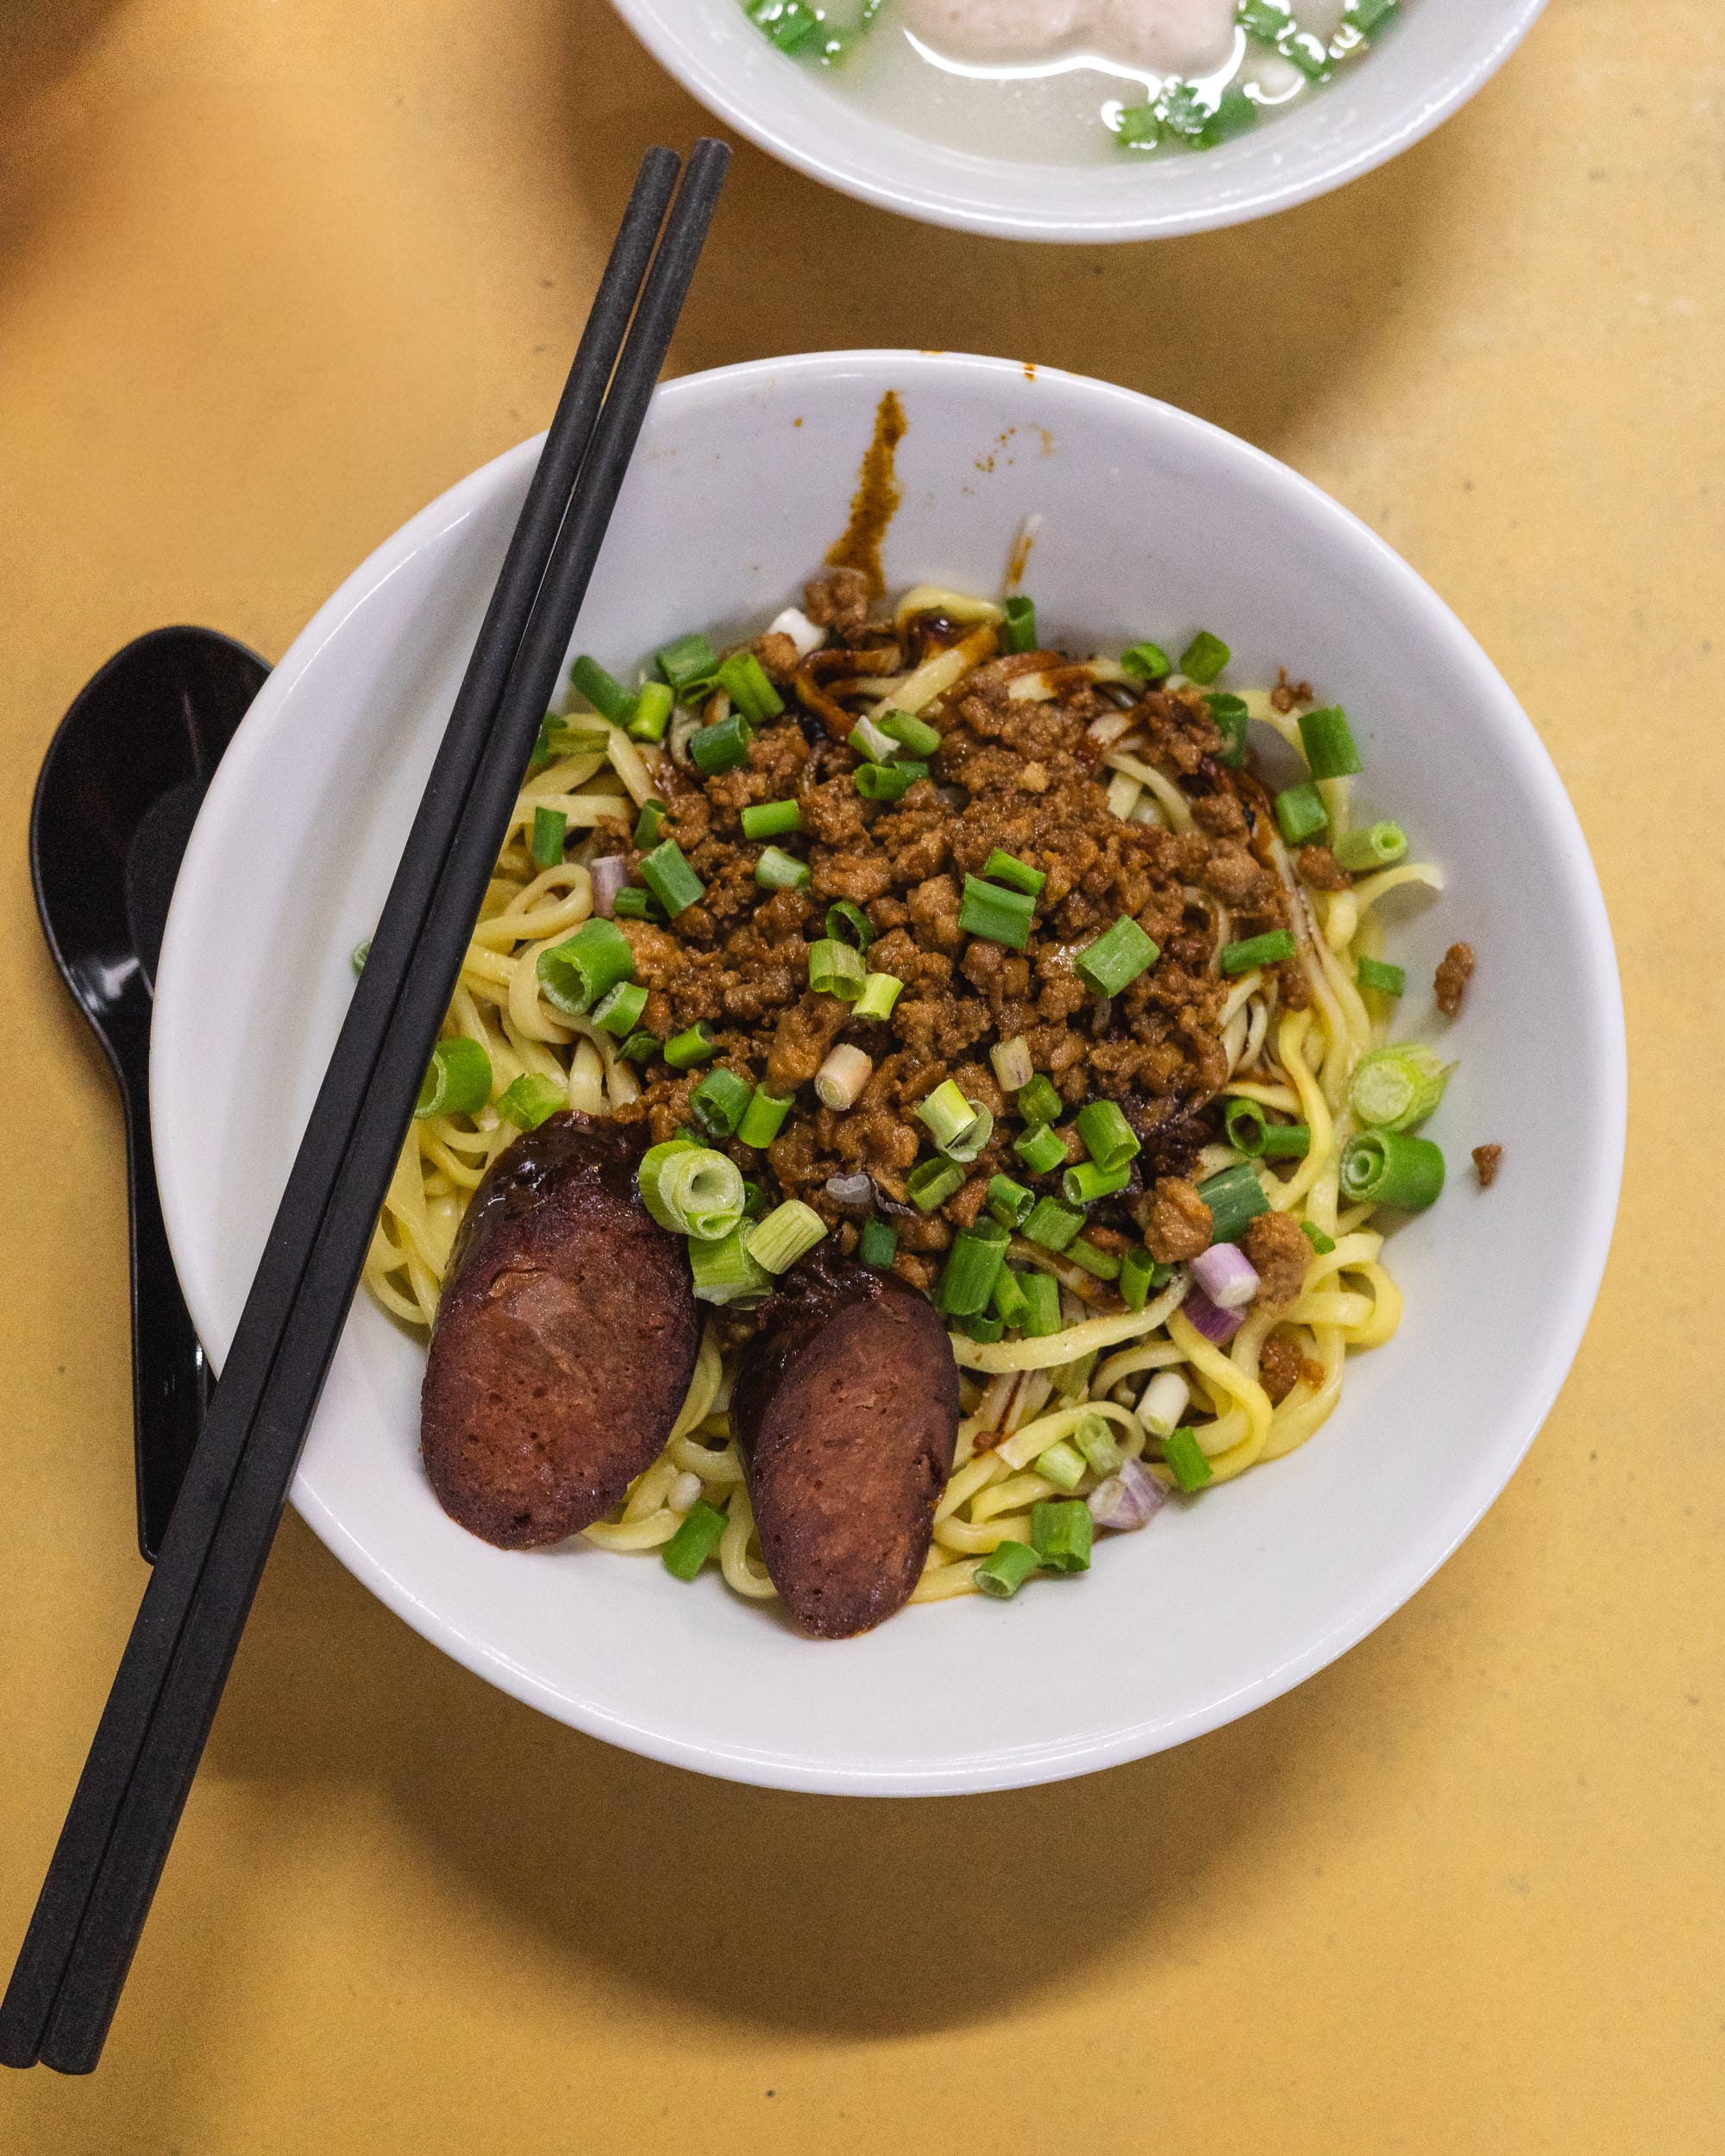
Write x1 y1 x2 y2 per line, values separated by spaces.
1190 1241 1260 1310
825 1172 875 1209
588 855 630 917
1182 1281 1245 1344
1087 1458 1167 1532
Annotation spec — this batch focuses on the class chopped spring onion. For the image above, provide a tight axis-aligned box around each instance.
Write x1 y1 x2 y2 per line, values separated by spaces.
973 1539 1039 1599
687 1066 754 1139
543 718 612 758
991 1264 1031 1329
712 650 783 724
627 680 673 743
591 979 649 1038
689 712 753 775
1001 595 1038 654
1358 956 1406 997
1119 1244 1157 1311
689 1225 772 1305
1023 1197 1084 1251
656 631 720 697
958 875 1036 951
878 707 942 757
1066 1237 1122 1282
661 1497 728 1579
638 838 706 918
740 798 801 839
825 900 876 950
919 1079 982 1153
1015 1074 1063 1127
638 1140 745 1239
1302 1220 1337 1254
1063 1161 1132 1206
1275 780 1329 845
1221 929 1296 975
1334 821 1408 873
982 849 1046 897
537 918 635 1014
1224 1095 1270 1155
1076 916 1160 998
530 805 568 869
815 1044 874 1110
1179 630 1230 685
855 761 924 802
1348 1043 1452 1131
860 1217 898 1269
1260 1124 1314 1157
1201 85 1258 146
1339 1130 1446 1211
991 1036 1034 1091
987 1175 1035 1229
568 655 635 725
736 1087 794 1148
1197 1161 1270 1244
1205 692 1251 767
1031 1499 1093 1573
618 1029 662 1063
1076 1099 1141 1174
610 887 664 922
1014 1123 1069 1176
747 1199 827 1274
1139 1369 1190 1440
849 713 900 763
1297 705 1362 780
937 1229 1007 1318
1121 640 1172 680
497 1072 563 1130
852 972 903 1021
415 1037 492 1119
1239 0 1290 39
809 937 866 1001
754 845 811 892
633 797 668 849
1018 1270 1063 1338
1348 0 1399 31
663 1022 717 1069
351 937 371 974
1163 1427 1214 1494
1034 1438 1087 1492
906 1157 965 1211
957 1313 1005 1344
1074 1413 1123 1476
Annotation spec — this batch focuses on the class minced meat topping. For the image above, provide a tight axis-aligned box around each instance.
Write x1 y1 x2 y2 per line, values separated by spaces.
605 573 1300 1296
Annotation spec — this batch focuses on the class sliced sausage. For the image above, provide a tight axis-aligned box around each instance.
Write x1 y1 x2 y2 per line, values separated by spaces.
731 1253 960 1639
421 1112 699 1549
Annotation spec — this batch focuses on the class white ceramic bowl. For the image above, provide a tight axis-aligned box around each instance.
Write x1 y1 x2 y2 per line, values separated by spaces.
611 0 1548 241
153 350 1622 1795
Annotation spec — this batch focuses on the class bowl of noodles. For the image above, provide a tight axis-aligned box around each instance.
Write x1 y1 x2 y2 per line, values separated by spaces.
151 350 1623 1793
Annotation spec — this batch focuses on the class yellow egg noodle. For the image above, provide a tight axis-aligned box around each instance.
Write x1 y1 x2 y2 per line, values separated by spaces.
364 617 1433 1608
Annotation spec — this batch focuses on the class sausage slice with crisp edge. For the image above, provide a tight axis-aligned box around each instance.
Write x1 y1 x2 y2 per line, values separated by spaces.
731 1252 960 1639
421 1112 699 1549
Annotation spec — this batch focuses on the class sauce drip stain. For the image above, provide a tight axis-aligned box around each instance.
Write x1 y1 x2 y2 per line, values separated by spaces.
825 389 906 599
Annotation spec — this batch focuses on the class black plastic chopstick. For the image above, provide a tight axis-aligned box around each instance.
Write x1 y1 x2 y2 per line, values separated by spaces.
1 137 726 2076
33 137 731 2074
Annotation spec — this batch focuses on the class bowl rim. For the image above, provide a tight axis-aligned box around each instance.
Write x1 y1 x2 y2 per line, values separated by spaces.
154 348 1627 1793
607 0 1552 242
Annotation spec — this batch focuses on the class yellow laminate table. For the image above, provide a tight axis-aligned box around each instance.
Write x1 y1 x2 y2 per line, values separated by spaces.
1 3 1719 2150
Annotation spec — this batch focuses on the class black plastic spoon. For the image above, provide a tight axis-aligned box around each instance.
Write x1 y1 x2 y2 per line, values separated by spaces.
30 628 268 1560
